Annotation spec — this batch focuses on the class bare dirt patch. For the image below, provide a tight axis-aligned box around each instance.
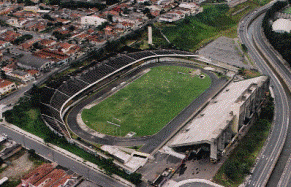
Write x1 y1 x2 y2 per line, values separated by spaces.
0 151 35 180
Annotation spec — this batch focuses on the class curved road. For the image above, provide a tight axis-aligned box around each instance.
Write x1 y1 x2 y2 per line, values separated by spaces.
66 62 227 153
239 2 291 187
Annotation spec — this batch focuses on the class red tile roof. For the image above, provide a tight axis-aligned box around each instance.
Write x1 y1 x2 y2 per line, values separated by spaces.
17 163 56 187
33 169 66 187
0 79 14 88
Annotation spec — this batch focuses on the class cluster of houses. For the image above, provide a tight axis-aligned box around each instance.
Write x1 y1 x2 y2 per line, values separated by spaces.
0 0 203 98
15 163 79 187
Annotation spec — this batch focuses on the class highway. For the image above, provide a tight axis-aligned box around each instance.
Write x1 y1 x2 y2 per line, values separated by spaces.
239 2 291 187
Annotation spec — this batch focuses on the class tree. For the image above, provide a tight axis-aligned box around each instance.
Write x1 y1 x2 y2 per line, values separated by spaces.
43 14 55 21
68 25 75 31
107 14 113 22
106 0 119 5
224 161 238 180
129 173 142 184
241 43 248 52
0 70 6 79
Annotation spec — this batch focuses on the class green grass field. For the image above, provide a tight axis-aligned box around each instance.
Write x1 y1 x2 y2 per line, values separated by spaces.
283 7 291 14
81 66 211 137
150 2 260 51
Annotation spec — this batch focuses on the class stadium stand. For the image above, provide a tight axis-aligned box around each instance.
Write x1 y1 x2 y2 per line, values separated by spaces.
127 51 156 60
50 91 70 111
152 50 175 55
42 114 64 135
41 104 62 122
40 87 56 104
105 55 136 70
57 78 88 97
80 64 115 84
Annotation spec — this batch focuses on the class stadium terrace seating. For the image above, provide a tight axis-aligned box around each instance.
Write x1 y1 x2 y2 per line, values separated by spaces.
127 51 156 60
42 115 63 135
80 64 115 84
105 55 136 70
40 87 55 104
40 104 63 122
57 78 88 97
50 91 70 111
152 50 175 55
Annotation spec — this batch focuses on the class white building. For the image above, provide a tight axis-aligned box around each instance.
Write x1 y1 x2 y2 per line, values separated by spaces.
23 6 40 13
0 79 16 96
272 18 291 33
80 16 107 27
159 13 181 22
170 76 270 162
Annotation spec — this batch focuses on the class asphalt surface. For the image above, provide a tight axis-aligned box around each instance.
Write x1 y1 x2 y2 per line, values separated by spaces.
0 124 127 187
239 3 291 187
66 62 227 153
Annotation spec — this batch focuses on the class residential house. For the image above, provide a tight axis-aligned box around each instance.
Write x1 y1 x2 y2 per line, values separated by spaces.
0 79 16 95
7 70 35 83
27 69 40 78
39 39 57 47
0 30 21 42
7 17 28 28
0 40 10 50
23 6 40 13
80 15 107 26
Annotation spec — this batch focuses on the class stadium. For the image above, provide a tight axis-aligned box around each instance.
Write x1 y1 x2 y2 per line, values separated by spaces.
40 49 227 153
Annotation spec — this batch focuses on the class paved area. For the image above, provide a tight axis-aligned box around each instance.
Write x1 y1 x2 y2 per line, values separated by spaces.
77 180 100 187
164 179 223 187
138 151 182 183
198 36 251 69
171 155 225 182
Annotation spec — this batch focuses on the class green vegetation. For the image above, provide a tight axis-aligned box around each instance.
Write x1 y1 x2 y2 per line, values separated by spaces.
214 95 274 186
52 31 71 41
283 6 291 14
2 179 21 187
238 68 261 79
150 2 260 51
13 34 33 45
262 1 291 64
82 66 211 136
28 149 44 165
3 97 142 185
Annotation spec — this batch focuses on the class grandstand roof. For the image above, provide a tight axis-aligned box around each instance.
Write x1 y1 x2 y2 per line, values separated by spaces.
170 76 268 147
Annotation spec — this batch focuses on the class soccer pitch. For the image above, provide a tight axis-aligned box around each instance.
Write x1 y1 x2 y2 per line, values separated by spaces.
81 66 211 137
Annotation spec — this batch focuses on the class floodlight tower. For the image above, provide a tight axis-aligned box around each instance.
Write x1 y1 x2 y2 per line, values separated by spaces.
148 26 153 45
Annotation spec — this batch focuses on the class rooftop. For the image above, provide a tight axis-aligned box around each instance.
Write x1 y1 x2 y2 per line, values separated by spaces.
18 54 51 69
170 76 268 147
0 79 13 88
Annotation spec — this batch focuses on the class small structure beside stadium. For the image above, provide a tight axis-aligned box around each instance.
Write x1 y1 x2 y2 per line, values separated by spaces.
272 18 291 33
169 76 270 162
